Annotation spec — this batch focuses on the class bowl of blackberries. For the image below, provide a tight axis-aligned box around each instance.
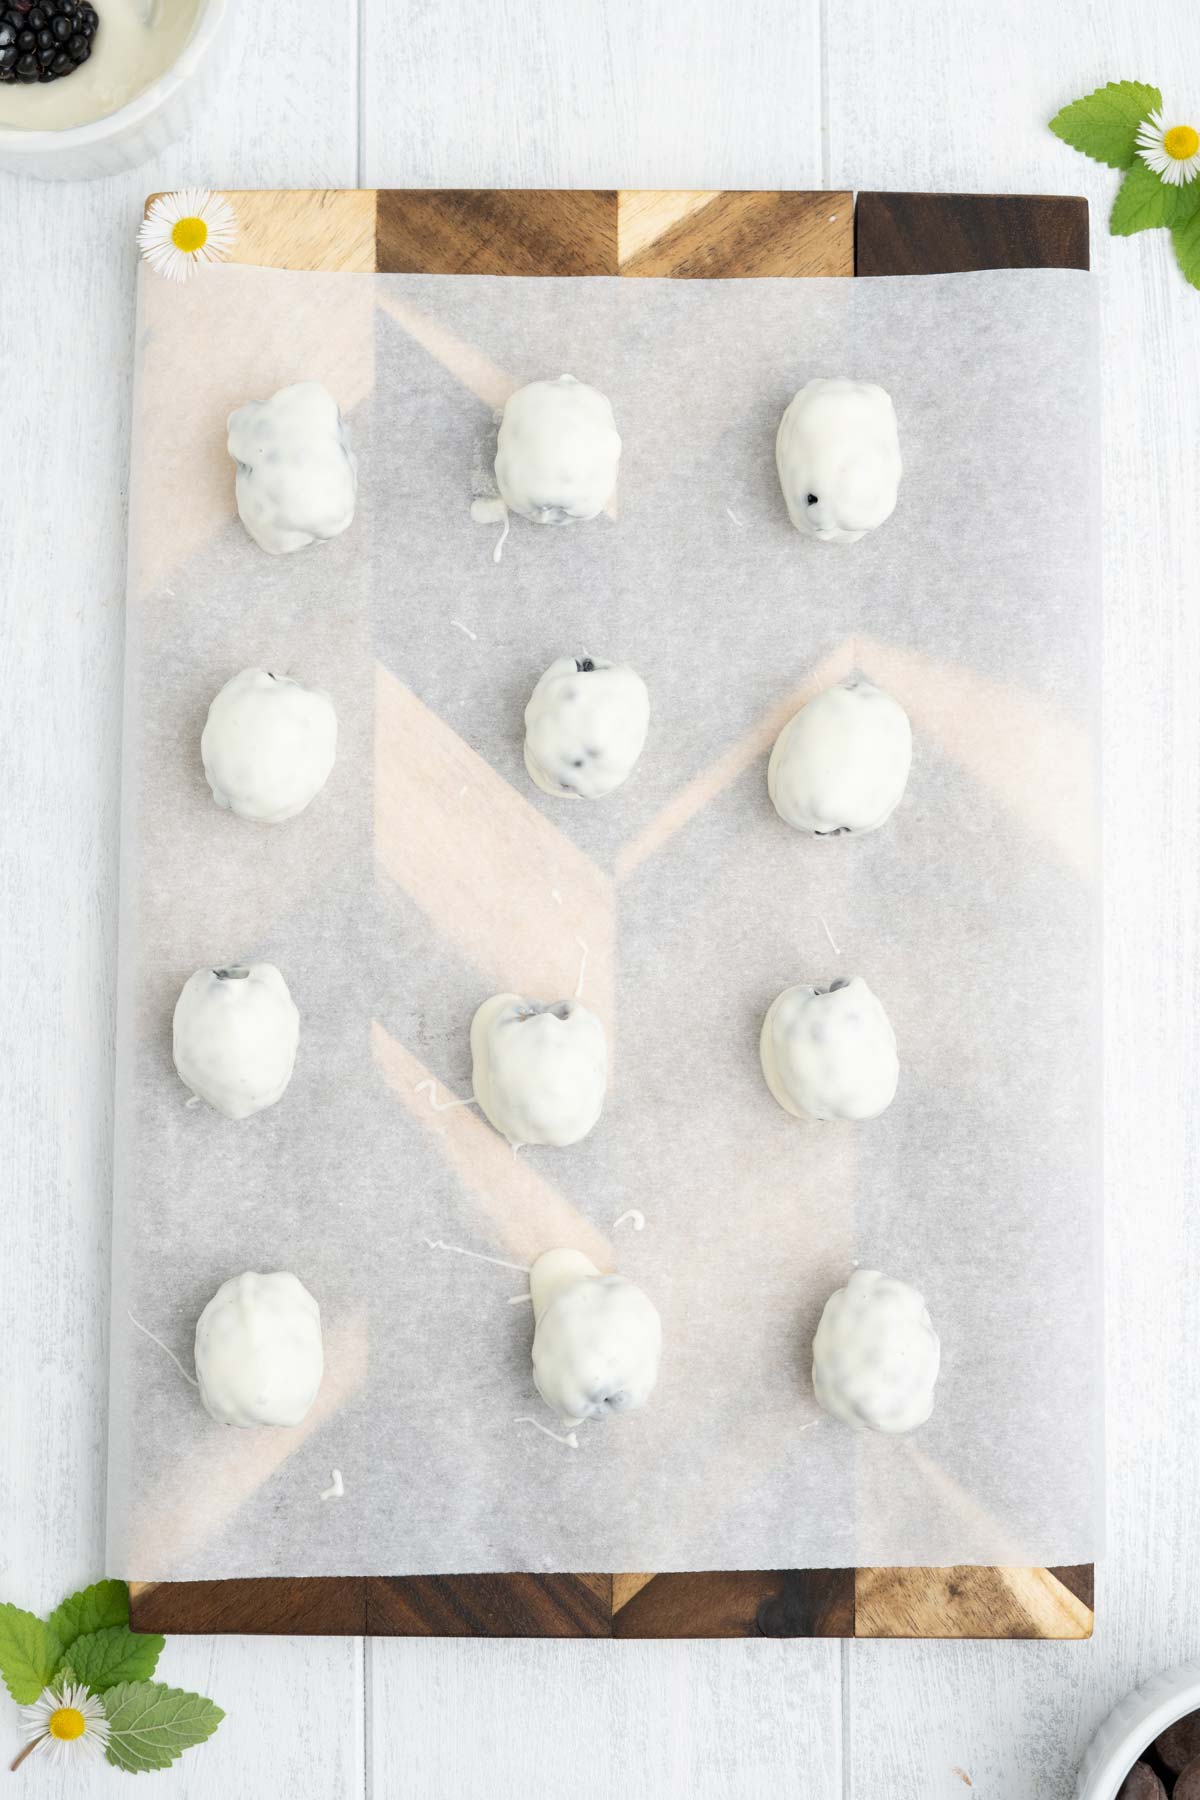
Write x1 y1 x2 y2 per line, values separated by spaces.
0 0 100 88
1078 1664 1200 1798
0 0 231 178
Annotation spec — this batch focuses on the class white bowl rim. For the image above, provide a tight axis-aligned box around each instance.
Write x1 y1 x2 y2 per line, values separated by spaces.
1077 1660 1200 1798
0 0 229 151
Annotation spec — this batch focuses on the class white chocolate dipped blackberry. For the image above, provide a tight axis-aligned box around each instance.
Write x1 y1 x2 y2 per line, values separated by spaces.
470 994 607 1147
194 1271 324 1428
173 963 299 1120
523 656 650 800
477 374 621 534
812 1269 940 1433
201 669 337 824
760 977 898 1122
228 380 357 555
530 1249 662 1427
768 679 911 836
776 378 901 544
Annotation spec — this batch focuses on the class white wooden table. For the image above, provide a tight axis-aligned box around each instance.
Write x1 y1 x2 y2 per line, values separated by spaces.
2 2 1197 1792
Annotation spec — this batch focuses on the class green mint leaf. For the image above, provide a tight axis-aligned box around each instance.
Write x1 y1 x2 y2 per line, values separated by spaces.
0 1604 61 1704
1173 210 1200 289
48 1580 129 1657
67 1625 164 1693
1049 80 1163 169
1111 162 1200 234
102 1680 225 1774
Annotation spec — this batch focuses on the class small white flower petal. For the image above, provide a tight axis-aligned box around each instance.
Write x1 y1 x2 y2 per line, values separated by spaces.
137 188 238 284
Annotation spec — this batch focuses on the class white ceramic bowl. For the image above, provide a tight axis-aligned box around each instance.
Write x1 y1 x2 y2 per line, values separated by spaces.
1077 1660 1200 1797
0 0 231 181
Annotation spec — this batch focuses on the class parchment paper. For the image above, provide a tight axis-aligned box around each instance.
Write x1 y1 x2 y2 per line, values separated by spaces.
107 263 1102 1579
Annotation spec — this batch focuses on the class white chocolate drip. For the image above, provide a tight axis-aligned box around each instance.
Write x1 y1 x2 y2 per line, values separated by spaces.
423 1238 531 1275
514 1415 580 1449
127 1309 198 1388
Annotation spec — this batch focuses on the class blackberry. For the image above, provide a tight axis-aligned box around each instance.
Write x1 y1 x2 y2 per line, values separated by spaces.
0 0 97 81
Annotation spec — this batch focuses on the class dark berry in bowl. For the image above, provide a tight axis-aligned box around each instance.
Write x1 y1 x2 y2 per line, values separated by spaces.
0 0 97 81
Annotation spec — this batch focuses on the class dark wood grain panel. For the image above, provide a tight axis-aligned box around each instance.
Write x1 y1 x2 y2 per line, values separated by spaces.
855 191 1089 276
609 1570 856 1639
756 1569 858 1638
377 188 618 275
366 1574 611 1638
129 1577 367 1635
1047 1563 1096 1612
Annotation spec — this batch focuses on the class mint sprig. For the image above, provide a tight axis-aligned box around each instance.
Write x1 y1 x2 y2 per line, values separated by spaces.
2 1579 222 1774
1049 80 1162 168
1050 77 1200 289
102 1681 225 1774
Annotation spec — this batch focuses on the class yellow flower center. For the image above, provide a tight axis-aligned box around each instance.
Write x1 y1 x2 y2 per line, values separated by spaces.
171 215 209 253
48 1707 86 1742
1164 124 1200 160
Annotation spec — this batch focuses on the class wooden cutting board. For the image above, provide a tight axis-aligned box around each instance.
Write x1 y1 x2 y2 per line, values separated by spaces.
128 186 1093 1642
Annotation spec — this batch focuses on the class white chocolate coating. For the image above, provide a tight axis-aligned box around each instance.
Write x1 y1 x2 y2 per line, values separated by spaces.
228 381 357 555
201 669 338 824
812 1268 940 1433
173 964 299 1120
493 376 621 526
530 1249 662 1427
760 977 898 1122
194 1271 324 1428
768 679 912 836
776 378 901 544
523 656 650 800
470 994 607 1147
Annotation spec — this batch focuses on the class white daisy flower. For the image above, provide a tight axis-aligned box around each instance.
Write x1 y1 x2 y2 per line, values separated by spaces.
1136 108 1200 185
137 186 238 283
14 1678 110 1770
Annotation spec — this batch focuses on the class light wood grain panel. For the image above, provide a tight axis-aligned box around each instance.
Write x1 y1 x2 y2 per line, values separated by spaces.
854 1567 1093 1642
828 1 1200 1793
0 0 364 1794
619 188 853 276
224 188 377 272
